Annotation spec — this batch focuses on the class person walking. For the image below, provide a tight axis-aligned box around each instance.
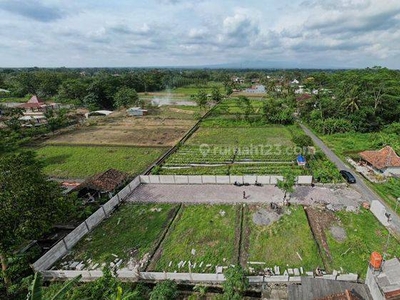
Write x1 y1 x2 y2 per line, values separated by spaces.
243 191 246 199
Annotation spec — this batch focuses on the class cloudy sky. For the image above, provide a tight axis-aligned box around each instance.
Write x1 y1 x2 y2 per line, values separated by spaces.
1 0 400 68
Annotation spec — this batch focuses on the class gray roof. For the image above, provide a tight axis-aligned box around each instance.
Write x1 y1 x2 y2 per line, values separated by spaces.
288 277 373 300
376 258 400 294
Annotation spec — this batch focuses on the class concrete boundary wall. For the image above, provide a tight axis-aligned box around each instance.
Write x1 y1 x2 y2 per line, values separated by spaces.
32 176 142 272
139 175 312 185
370 200 390 227
42 270 356 284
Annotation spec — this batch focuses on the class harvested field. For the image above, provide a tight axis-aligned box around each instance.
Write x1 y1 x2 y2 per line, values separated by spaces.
46 126 188 147
46 114 195 147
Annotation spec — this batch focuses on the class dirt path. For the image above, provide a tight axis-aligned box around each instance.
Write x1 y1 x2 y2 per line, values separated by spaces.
304 207 336 271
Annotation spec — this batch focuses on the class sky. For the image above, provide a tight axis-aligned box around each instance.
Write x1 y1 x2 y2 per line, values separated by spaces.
1 0 400 68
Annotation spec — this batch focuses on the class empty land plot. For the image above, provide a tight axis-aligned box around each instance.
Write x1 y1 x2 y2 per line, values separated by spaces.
46 109 196 147
245 205 322 271
37 145 165 178
59 203 178 267
152 204 237 272
46 126 188 147
325 209 400 277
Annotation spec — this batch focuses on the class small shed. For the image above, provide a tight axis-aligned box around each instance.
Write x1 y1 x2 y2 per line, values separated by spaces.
72 169 129 200
85 110 113 118
297 154 306 166
126 107 148 116
18 95 49 111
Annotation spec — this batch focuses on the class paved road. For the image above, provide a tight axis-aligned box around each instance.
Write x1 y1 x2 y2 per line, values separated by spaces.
300 123 400 238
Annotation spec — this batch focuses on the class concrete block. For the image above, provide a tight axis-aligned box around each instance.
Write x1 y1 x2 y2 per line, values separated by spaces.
216 176 230 184
248 276 264 283
229 175 243 184
139 175 150 184
148 175 160 184
270 176 284 185
264 275 289 282
243 175 257 184
129 177 141 190
257 176 270 184
297 175 313 185
202 175 216 184
370 200 390 226
63 223 88 248
337 273 358 281
85 210 105 231
174 175 189 184
188 176 202 184
289 276 302 282
159 175 175 184
322 274 337 280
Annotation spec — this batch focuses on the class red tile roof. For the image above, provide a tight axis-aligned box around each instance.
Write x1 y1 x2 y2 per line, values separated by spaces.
75 169 129 192
359 146 400 170
18 95 46 108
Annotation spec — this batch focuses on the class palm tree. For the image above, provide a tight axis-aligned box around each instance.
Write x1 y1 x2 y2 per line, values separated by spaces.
26 273 82 300
340 85 361 113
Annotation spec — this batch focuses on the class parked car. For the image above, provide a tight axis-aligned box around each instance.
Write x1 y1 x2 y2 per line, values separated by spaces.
340 170 356 183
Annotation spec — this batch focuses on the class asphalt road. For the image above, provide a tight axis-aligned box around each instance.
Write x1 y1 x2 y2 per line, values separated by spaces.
299 123 400 238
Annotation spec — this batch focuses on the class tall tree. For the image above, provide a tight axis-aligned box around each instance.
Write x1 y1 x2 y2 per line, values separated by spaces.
277 172 296 200
0 152 70 290
149 280 178 300
26 273 81 300
113 87 140 109
195 89 208 109
222 265 249 300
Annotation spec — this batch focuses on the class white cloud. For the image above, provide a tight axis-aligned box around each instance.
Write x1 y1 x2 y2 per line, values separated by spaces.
0 0 400 67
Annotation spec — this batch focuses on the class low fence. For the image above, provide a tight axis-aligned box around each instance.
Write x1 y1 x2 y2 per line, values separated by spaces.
32 176 142 272
42 270 358 284
139 175 313 185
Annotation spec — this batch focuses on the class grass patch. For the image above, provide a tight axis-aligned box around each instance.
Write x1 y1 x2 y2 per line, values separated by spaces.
154 204 237 272
326 209 400 277
246 205 322 271
36 145 166 178
61 203 178 266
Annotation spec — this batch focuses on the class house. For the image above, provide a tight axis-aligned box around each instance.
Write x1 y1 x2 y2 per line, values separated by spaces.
359 146 400 176
72 168 129 200
18 95 50 112
244 84 266 93
288 277 372 300
126 107 148 116
366 257 400 300
291 79 300 85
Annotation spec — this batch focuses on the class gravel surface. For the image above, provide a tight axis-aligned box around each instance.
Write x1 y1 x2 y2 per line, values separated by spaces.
127 184 363 209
